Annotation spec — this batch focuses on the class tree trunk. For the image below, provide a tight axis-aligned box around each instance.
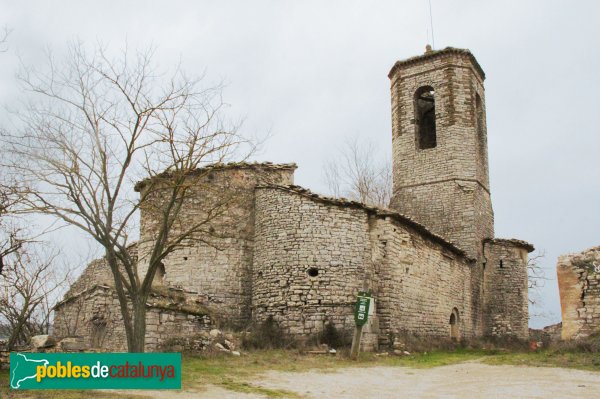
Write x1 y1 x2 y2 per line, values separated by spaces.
7 301 30 350
130 296 148 352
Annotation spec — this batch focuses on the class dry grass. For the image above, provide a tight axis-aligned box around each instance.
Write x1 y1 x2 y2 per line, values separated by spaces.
2 344 599 398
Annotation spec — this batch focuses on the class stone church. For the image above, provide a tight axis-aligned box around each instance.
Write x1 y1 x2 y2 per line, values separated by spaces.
54 47 534 351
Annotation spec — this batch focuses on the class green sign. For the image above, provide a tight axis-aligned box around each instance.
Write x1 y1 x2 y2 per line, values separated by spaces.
354 291 372 326
10 352 181 390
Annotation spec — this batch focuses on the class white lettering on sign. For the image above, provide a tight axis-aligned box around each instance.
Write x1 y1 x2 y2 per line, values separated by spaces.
368 299 375 316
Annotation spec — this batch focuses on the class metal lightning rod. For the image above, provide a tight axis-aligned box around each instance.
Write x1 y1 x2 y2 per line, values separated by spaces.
428 0 435 49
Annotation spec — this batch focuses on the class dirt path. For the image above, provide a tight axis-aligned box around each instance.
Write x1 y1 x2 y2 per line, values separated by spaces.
130 362 600 398
259 362 600 398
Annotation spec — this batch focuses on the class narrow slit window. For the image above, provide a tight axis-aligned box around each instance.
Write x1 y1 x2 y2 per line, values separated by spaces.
415 86 437 149
476 93 485 152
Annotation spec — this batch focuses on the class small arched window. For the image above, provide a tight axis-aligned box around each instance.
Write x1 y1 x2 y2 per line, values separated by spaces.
154 262 165 286
415 86 437 149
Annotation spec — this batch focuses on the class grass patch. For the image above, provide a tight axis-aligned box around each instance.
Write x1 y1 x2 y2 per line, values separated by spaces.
482 350 600 371
2 347 598 398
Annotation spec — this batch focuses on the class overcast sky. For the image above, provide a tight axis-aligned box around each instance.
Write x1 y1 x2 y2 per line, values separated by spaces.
1 0 599 328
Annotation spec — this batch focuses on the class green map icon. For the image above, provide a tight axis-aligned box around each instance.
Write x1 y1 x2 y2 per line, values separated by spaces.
10 353 49 389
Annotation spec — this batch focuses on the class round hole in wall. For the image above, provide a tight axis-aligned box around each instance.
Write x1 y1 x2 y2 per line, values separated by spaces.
307 267 319 277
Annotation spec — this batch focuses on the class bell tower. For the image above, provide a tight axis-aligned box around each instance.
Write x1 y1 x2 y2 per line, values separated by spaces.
388 46 494 259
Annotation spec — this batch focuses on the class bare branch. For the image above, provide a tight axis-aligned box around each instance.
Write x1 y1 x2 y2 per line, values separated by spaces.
0 241 70 350
1 41 253 351
0 26 10 52
323 136 392 208
527 250 547 307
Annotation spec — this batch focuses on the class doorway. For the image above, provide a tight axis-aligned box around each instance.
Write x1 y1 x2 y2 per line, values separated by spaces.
449 308 460 340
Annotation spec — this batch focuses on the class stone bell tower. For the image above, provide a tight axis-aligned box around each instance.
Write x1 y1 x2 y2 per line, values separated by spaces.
388 46 494 260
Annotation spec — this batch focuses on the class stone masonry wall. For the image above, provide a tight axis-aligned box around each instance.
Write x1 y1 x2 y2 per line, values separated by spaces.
557 246 600 340
64 245 138 298
373 216 480 343
483 239 530 340
252 186 370 339
389 48 494 260
391 182 493 261
253 185 482 346
54 286 128 350
136 163 295 328
53 286 212 352
64 258 114 297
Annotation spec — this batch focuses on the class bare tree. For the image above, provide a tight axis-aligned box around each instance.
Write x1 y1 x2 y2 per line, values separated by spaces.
0 243 67 350
324 137 392 208
0 26 10 52
528 250 548 307
1 42 254 351
0 180 28 275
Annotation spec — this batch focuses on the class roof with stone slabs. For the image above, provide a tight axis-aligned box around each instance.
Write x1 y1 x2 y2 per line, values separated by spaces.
135 162 298 192
388 46 486 80
256 184 478 262
484 238 535 253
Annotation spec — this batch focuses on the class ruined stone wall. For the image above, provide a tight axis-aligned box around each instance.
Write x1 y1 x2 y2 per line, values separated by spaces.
64 245 138 298
65 258 114 297
557 246 600 340
253 185 481 346
54 286 128 351
0 342 8 369
136 163 295 328
483 239 530 340
389 48 493 260
53 286 212 352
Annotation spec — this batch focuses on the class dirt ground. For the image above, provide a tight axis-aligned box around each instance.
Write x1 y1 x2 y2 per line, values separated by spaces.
128 361 600 398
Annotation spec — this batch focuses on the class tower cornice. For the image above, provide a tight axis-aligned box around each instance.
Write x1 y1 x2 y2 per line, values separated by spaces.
388 47 485 81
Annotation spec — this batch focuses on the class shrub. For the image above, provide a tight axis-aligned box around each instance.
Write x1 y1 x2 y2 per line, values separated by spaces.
241 316 297 350
552 332 600 353
319 322 351 349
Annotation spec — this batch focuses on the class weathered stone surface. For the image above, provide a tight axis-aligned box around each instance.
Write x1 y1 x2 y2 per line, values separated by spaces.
483 239 530 339
224 339 235 350
54 285 213 352
30 335 56 350
59 336 89 352
557 246 600 340
0 342 8 369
